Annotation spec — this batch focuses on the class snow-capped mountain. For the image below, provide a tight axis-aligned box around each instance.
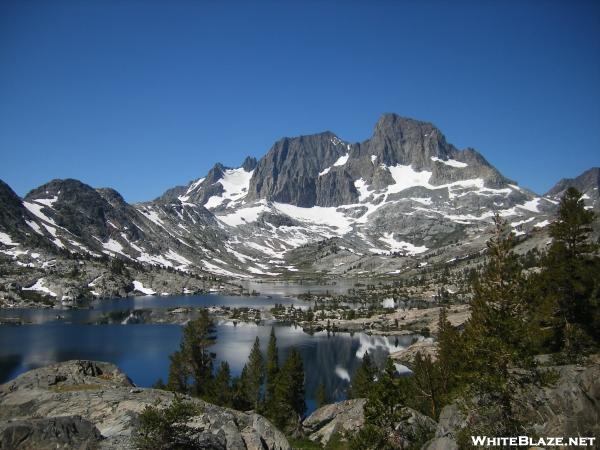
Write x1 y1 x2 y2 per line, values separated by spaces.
1 114 597 282
546 167 600 211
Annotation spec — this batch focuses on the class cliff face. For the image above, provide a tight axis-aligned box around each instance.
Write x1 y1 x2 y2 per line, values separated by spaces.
0 360 290 450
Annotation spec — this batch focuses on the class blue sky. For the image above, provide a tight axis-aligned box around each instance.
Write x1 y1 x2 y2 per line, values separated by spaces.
1 0 599 202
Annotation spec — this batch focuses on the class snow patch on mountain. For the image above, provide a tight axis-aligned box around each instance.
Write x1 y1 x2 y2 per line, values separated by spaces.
318 152 350 177
204 168 254 209
217 202 268 226
0 231 18 246
23 278 57 297
178 177 205 202
431 156 468 168
139 207 165 227
25 220 44 236
333 152 350 167
274 203 353 234
354 178 372 202
377 233 428 255
518 198 541 213
33 196 59 207
23 201 57 225
102 238 126 256
41 224 65 248
132 280 156 295
203 260 251 278
387 165 433 193
535 220 551 228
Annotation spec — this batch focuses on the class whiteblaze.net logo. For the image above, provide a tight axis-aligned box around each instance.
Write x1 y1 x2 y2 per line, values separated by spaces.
471 436 597 447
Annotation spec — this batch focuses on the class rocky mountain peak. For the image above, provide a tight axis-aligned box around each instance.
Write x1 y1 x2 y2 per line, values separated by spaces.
374 113 438 137
364 113 450 169
204 163 227 185
24 179 122 242
546 167 600 210
0 179 23 214
241 156 258 172
245 131 349 207
0 179 30 243
24 178 90 203
96 188 128 208
546 167 600 197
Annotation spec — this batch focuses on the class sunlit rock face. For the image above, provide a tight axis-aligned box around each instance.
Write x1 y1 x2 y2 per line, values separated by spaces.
0 360 291 450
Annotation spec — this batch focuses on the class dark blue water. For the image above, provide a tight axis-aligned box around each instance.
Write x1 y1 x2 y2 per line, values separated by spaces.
0 294 416 414
0 292 308 324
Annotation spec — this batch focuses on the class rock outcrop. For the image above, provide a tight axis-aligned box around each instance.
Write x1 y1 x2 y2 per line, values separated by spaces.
0 360 290 450
422 357 600 449
302 398 366 445
0 415 103 450
390 339 438 369
302 356 600 450
303 399 436 448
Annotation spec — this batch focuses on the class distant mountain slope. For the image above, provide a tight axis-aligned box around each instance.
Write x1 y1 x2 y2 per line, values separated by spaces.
546 167 599 210
1 114 597 284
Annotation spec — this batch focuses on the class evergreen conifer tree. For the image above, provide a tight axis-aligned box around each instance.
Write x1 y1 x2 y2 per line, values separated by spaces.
265 327 279 407
272 348 306 430
185 310 217 397
455 214 533 440
364 358 410 431
211 361 232 407
461 214 532 392
538 187 599 355
240 336 264 410
411 352 441 419
166 309 216 397
315 381 327 408
436 307 462 401
166 350 189 393
348 351 377 399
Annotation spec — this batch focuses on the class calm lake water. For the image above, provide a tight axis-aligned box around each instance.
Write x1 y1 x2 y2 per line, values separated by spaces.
0 292 415 414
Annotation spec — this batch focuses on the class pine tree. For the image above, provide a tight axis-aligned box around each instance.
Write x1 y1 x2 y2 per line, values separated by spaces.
166 350 188 393
211 361 232 407
539 187 599 355
461 214 532 392
436 307 462 400
348 351 377 399
455 214 532 440
272 348 306 430
315 381 327 408
265 326 279 407
240 336 264 410
411 352 442 419
364 358 410 431
183 310 217 397
166 309 216 397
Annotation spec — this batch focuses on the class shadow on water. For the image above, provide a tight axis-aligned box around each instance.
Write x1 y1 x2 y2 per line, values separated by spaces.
0 354 22 384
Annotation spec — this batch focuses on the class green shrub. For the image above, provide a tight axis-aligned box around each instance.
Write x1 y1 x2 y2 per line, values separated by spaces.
135 395 202 450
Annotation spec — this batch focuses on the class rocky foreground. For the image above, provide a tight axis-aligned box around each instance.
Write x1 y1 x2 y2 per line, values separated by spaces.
1 357 598 449
303 356 600 449
0 360 289 450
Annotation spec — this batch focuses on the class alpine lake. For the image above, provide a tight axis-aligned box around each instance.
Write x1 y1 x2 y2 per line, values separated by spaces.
0 282 417 414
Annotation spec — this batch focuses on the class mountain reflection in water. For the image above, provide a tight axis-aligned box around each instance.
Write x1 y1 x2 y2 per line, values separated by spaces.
0 321 416 413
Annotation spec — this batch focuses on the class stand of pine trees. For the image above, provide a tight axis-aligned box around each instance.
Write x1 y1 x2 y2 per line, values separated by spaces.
348 188 600 449
163 323 306 433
